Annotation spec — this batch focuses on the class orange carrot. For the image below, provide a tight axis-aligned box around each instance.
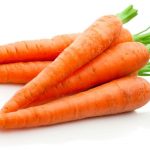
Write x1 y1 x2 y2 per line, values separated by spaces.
0 76 149 129
0 6 139 64
0 61 50 84
109 28 132 47
0 27 149 85
0 24 147 65
26 42 149 107
0 27 132 64
1 6 137 113
0 28 132 84
0 34 78 63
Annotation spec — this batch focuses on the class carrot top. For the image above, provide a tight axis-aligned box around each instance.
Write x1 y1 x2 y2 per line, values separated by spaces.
133 26 150 44
123 27 150 76
138 43 150 76
146 44 150 53
117 5 138 24
138 62 150 76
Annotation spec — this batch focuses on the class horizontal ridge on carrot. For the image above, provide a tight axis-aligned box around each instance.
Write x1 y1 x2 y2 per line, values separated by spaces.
1 5 137 113
0 76 149 129
27 42 149 107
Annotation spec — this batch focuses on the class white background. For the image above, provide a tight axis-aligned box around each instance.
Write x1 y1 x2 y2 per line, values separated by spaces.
0 0 150 150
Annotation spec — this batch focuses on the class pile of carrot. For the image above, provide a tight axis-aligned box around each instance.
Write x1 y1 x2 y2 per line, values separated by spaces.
0 5 150 129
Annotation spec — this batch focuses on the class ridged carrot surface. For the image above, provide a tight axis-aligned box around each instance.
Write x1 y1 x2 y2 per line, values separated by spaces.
1 15 122 113
0 76 149 129
0 28 132 64
0 34 78 63
0 28 132 84
0 61 50 84
0 5 137 65
26 42 149 107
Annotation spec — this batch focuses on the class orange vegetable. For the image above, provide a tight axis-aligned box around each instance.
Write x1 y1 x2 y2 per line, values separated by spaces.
109 28 132 47
0 27 132 64
1 27 150 85
0 61 50 84
0 6 137 65
2 42 146 108
0 34 78 63
0 28 132 84
0 76 149 129
26 42 149 107
1 16 122 113
1 6 138 113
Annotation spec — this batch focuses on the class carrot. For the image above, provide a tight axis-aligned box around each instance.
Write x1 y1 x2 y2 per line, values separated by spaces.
0 34 78 63
0 61 50 84
1 26 149 85
25 42 149 107
109 28 132 47
0 6 138 64
0 22 146 65
0 27 133 84
0 76 149 129
3 11 150 65
0 26 150 85
1 5 137 113
0 27 131 64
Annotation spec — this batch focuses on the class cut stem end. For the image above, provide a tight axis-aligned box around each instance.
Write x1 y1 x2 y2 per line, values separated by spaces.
117 5 138 24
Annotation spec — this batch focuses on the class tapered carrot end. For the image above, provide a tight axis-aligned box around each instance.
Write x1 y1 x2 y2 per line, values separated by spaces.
0 108 11 114
1 101 19 113
0 110 5 114
0 108 8 113
0 115 5 129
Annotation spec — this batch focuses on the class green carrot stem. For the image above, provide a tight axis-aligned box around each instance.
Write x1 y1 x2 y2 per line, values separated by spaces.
133 27 150 76
138 72 150 76
134 26 150 36
117 5 138 24
133 32 150 44
146 44 150 53
138 62 150 76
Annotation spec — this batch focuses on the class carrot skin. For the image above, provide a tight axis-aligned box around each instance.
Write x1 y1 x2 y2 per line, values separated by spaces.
0 76 149 129
0 28 131 64
0 28 132 84
0 34 78 63
0 61 50 84
28 42 149 107
1 15 122 113
0 27 132 65
109 28 132 47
